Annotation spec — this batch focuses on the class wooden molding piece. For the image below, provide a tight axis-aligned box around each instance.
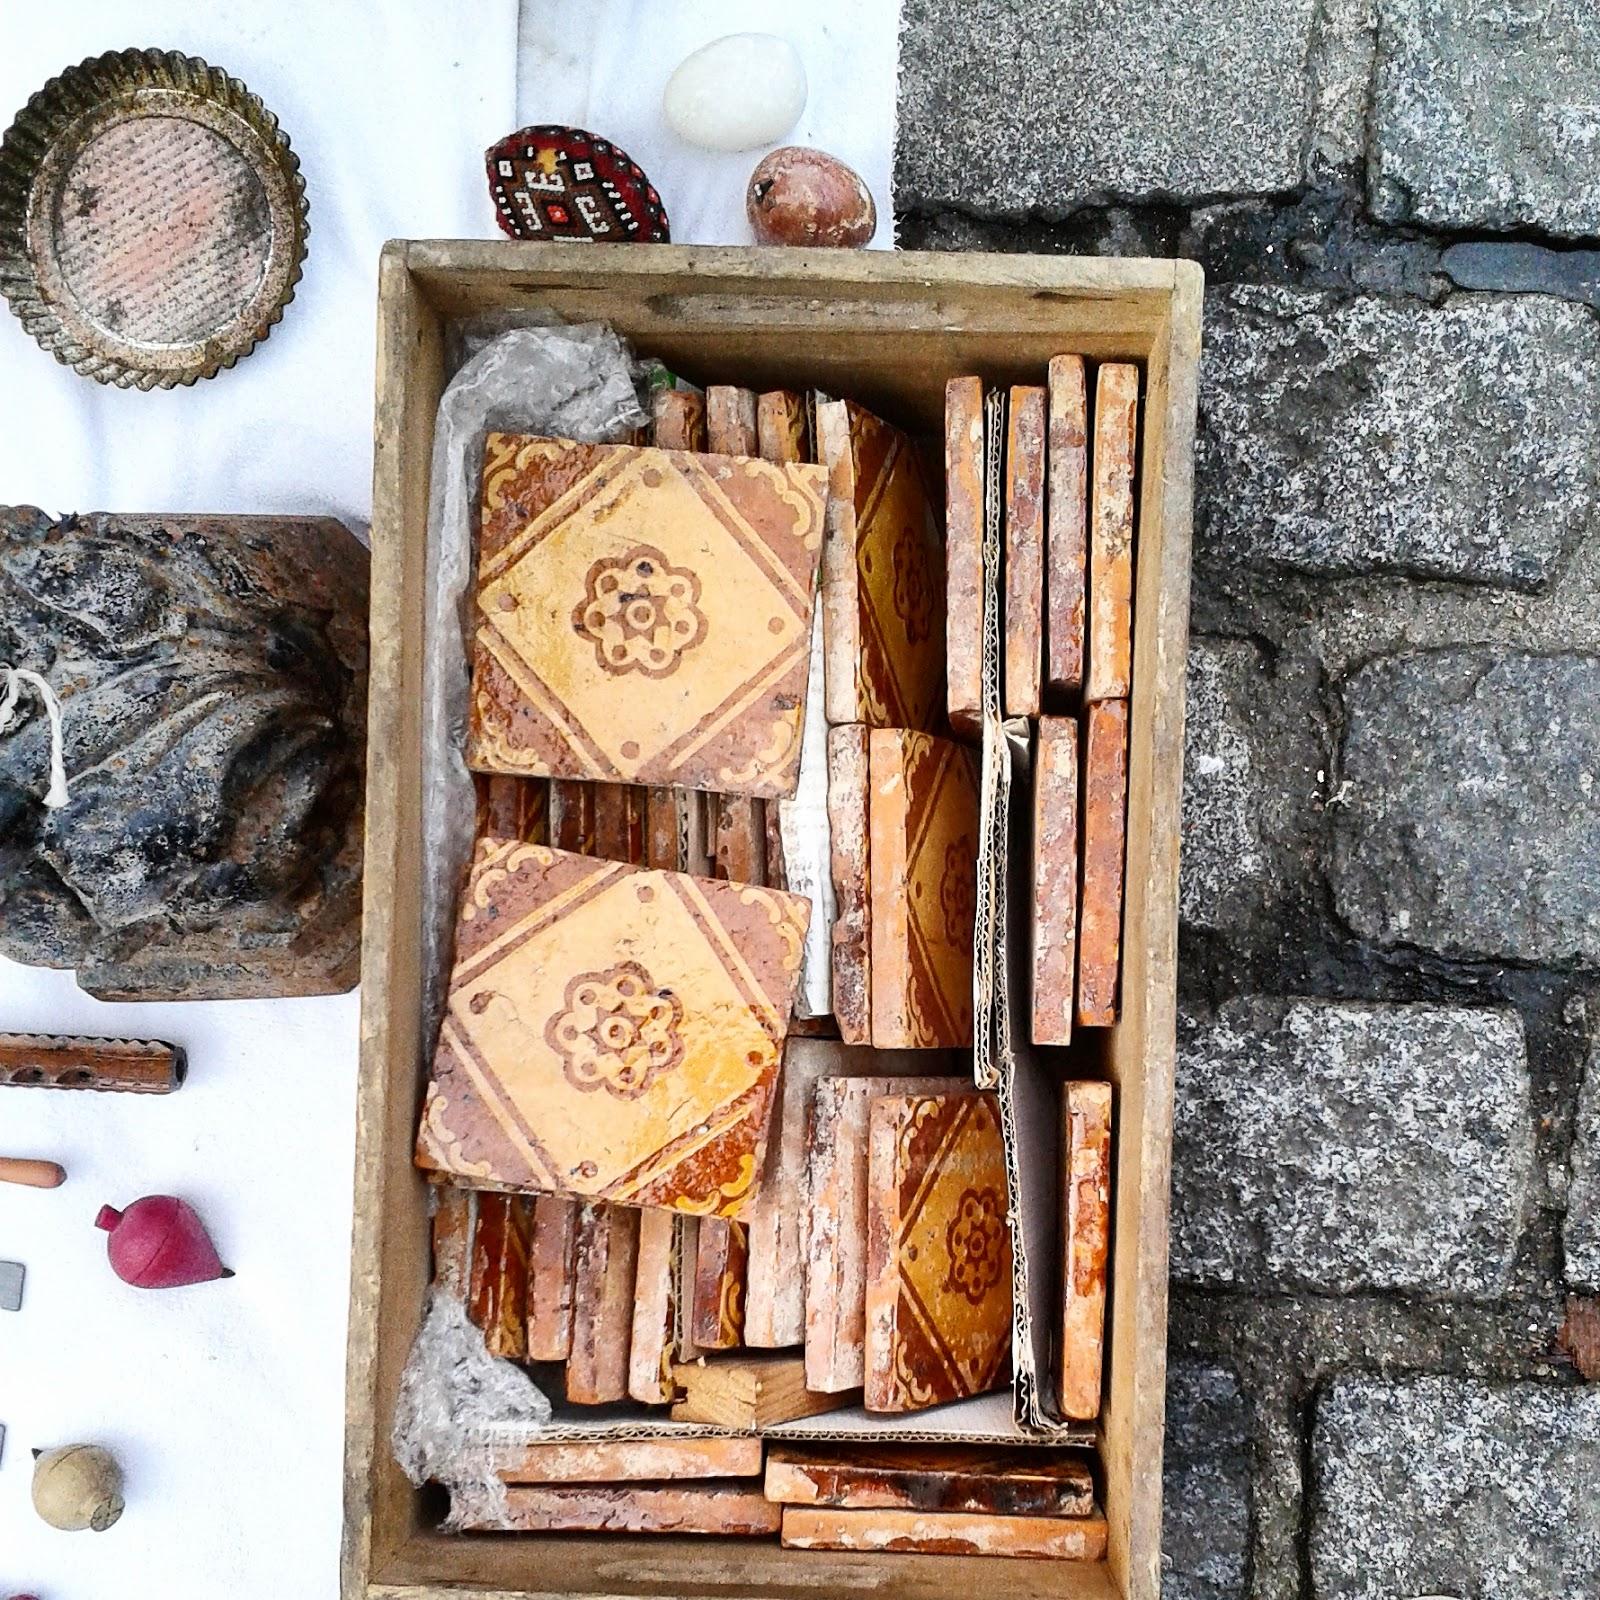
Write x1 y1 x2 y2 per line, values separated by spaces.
670 1354 856 1428
780 1504 1109 1560
0 1033 185 1093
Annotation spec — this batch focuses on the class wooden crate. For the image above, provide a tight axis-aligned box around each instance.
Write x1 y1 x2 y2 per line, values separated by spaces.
345 242 1200 1600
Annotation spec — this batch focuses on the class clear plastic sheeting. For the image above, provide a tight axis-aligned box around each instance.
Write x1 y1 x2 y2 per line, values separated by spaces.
390 1284 554 1524
419 324 649 1044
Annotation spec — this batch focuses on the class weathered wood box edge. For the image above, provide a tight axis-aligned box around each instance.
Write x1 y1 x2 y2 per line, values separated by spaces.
345 241 1200 1600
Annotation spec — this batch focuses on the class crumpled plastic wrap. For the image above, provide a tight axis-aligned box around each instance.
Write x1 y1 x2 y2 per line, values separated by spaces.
390 1282 554 1524
419 323 648 1045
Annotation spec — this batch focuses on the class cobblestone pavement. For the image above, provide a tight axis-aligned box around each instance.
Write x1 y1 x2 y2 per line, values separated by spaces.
898 4 1600 1595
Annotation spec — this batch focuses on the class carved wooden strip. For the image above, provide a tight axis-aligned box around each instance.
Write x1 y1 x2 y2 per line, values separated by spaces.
1060 1080 1113 1420
628 1207 679 1404
0 1033 185 1093
453 1480 781 1536
1032 716 1080 1047
803 1072 968 1393
1004 384 1046 718
945 375 985 736
525 1193 580 1362
566 1203 639 1405
1077 699 1128 1027
690 1217 748 1349
826 723 871 1046
484 1434 763 1485
670 1353 855 1428
1045 354 1089 699
468 1192 531 1359
780 1505 1109 1560
764 1444 1095 1517
651 387 707 453
1085 363 1138 704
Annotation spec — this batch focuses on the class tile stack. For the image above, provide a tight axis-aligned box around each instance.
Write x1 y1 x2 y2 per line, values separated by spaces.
409 361 1125 1555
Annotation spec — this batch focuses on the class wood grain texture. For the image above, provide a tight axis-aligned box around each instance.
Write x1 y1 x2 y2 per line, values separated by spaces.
670 1353 855 1427
1046 355 1089 699
781 1505 1109 1560
1004 385 1046 718
453 1481 781 1536
525 1194 580 1362
1032 717 1080 1047
1085 364 1138 704
826 723 872 1045
1060 1081 1113 1420
1077 701 1129 1027
566 1203 639 1405
486 1434 762 1484
945 375 985 735
764 1445 1095 1517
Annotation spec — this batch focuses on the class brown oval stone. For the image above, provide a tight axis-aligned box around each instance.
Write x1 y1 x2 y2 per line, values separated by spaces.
746 147 876 248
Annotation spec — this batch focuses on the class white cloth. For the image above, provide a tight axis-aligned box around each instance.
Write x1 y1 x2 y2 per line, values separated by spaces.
0 5 514 1598
520 0 900 248
0 2 899 1594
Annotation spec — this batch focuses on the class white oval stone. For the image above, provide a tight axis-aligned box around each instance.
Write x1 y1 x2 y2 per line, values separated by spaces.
663 34 807 153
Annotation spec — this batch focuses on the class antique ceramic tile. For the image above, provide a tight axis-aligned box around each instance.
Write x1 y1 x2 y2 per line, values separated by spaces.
652 387 707 453
526 1193 580 1361
1060 1080 1112 1419
487 1435 763 1484
550 778 596 854
690 1216 748 1349
705 386 759 456
628 1206 679 1403
475 774 549 843
868 730 979 1050
1077 700 1128 1027
802 1069 965 1393
757 390 809 466
944 376 985 735
566 1202 638 1405
712 794 767 885
467 434 827 798
1004 385 1045 717
780 1505 1107 1560
827 724 872 1046
764 1444 1094 1516
1086 364 1138 704
864 1090 1012 1413
592 781 645 863
817 400 946 732
453 1481 781 1536
416 842 809 1215
431 1186 474 1300
1032 716 1080 1047
469 1192 531 1360
1045 355 1088 699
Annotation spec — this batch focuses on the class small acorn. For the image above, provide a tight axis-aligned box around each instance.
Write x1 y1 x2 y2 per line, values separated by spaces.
96 1195 231 1289
32 1443 124 1532
747 146 877 248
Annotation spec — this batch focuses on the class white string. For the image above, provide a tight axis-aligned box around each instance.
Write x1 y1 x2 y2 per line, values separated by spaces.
0 665 69 809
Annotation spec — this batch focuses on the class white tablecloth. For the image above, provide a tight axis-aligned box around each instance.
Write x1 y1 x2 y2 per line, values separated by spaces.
0 2 900 1593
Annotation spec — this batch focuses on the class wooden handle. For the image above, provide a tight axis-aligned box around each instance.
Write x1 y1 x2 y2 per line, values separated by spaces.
0 1157 66 1189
